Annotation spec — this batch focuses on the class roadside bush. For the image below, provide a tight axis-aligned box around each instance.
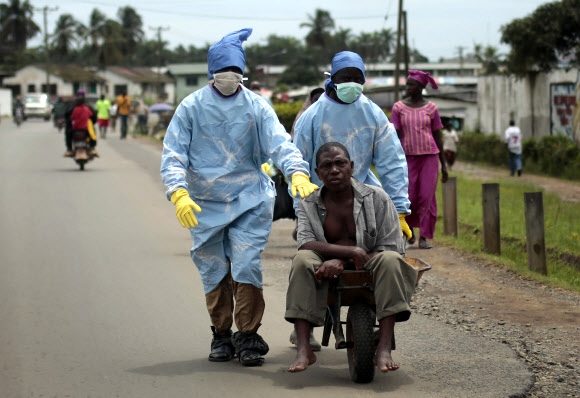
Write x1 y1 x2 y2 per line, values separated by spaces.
461 132 580 181
457 132 508 166
273 102 303 132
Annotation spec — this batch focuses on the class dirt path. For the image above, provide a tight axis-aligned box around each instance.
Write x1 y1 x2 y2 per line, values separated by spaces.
411 161 580 397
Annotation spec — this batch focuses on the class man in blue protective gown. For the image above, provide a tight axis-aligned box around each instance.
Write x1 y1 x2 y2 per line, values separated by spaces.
160 28 318 367
292 51 411 234
290 51 412 348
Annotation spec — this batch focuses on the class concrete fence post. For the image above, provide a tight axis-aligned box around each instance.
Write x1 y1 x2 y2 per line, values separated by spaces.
524 192 547 275
482 183 501 254
442 177 458 237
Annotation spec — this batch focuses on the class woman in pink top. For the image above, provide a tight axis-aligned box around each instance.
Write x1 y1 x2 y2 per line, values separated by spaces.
390 70 448 249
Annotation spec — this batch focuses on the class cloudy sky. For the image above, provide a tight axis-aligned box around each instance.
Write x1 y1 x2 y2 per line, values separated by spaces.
28 0 550 61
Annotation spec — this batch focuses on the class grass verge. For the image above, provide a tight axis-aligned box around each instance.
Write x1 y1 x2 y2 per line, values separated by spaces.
434 171 580 293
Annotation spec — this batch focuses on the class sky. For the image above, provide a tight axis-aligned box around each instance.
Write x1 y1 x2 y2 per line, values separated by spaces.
27 0 551 61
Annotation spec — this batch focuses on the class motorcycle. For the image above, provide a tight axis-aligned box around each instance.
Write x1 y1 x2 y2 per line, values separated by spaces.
71 130 96 170
54 116 66 132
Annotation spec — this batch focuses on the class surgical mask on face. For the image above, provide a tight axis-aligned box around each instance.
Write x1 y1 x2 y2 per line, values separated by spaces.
213 72 243 96
335 82 364 103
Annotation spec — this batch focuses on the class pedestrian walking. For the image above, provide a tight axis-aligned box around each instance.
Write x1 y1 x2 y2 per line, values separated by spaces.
505 120 522 176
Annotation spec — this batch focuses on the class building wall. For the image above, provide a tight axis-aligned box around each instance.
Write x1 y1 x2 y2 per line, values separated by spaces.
477 69 580 144
3 66 71 96
0 88 12 116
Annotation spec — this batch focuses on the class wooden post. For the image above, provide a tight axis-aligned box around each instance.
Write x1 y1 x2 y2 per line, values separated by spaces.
524 192 547 275
442 177 458 237
482 183 500 254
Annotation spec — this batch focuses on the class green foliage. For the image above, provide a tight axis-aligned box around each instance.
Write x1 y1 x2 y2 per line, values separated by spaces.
273 102 303 132
457 132 508 166
500 0 580 75
460 132 580 181
435 172 580 292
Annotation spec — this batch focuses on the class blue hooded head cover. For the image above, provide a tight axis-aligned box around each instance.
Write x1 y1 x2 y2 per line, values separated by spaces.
207 28 253 80
330 51 366 84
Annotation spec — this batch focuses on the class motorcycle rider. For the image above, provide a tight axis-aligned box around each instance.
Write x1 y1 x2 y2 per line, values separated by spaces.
13 96 24 122
52 97 67 129
63 89 98 157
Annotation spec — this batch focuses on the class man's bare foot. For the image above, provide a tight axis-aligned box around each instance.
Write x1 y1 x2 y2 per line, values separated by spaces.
287 351 317 373
374 351 399 373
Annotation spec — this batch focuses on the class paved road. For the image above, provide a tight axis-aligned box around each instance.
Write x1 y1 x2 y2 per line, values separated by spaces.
0 120 532 397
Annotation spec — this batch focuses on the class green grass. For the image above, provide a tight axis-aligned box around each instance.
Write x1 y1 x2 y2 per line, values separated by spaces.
434 172 580 292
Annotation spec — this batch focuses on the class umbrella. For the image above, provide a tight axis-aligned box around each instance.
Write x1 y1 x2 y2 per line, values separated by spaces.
149 103 174 113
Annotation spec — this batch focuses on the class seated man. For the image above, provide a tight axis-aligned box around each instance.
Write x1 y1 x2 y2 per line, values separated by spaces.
285 142 418 373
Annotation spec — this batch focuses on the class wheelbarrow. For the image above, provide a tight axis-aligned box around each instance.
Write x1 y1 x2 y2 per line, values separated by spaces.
321 257 431 383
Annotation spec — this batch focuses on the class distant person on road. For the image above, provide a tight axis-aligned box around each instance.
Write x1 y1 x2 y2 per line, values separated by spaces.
505 120 522 177
64 89 98 157
160 28 318 367
95 95 111 139
285 142 417 374
116 90 131 139
442 121 459 170
390 70 448 250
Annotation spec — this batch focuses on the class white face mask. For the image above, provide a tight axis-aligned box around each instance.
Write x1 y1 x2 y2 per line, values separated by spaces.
213 72 243 96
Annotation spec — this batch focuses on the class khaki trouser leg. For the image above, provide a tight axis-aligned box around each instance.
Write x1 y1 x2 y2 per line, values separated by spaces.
233 282 265 334
285 250 327 326
365 251 418 322
205 274 234 333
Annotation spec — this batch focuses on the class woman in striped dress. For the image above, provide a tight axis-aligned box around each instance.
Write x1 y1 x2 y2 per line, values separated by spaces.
390 70 448 249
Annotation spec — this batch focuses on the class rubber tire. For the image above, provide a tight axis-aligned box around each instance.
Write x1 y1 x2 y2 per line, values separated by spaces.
79 161 85 171
346 303 376 383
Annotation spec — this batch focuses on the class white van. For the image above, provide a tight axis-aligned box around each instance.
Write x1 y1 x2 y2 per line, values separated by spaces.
23 93 52 121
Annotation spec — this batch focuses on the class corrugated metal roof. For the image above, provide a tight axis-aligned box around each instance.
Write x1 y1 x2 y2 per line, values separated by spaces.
35 64 106 83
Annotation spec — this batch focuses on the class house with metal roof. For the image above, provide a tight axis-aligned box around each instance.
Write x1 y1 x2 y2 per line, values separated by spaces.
2 64 105 98
96 66 175 104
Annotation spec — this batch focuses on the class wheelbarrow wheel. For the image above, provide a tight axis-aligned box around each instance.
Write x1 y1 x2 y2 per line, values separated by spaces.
346 303 375 383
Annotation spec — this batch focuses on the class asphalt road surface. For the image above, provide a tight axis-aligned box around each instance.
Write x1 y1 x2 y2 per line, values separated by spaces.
0 119 532 397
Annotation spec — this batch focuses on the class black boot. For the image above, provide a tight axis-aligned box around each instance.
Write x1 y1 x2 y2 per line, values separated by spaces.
232 331 269 367
208 326 234 362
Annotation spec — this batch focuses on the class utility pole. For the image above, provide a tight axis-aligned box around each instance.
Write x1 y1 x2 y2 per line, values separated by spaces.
149 26 170 98
456 45 466 71
35 6 58 96
403 10 409 75
394 0 403 102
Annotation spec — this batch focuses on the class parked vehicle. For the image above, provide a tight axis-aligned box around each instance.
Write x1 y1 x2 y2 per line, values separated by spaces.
23 93 52 121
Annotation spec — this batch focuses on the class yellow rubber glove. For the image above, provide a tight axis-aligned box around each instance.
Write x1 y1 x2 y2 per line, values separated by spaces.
261 162 271 176
291 173 319 198
170 188 202 229
398 214 412 240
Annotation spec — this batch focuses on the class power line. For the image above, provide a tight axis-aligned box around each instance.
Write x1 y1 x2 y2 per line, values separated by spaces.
150 26 170 98
34 6 58 95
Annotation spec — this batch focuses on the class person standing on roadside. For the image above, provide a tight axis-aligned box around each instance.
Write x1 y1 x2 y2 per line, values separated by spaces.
95 95 111 139
116 90 131 139
390 70 448 250
505 120 522 177
442 121 459 170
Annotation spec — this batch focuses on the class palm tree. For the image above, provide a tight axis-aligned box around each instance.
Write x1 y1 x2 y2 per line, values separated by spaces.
117 6 144 62
300 9 335 50
51 14 84 63
0 0 40 64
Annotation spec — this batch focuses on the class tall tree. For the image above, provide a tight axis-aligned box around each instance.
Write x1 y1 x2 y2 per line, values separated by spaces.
50 14 84 63
501 0 580 75
0 0 40 66
117 6 143 62
473 43 501 75
300 9 335 63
